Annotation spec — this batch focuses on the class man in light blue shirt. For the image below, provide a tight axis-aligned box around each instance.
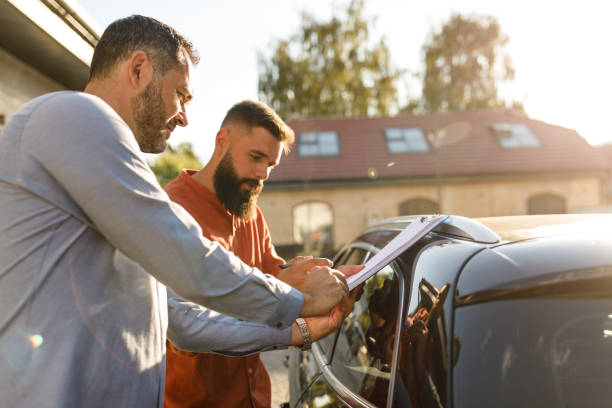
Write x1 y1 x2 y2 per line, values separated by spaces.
0 15 348 407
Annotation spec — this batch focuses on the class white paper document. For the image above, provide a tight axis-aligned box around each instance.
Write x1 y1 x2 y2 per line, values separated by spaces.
347 215 449 290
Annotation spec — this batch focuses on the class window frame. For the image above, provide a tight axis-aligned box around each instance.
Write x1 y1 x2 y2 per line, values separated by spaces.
384 127 430 154
297 131 340 157
491 123 540 149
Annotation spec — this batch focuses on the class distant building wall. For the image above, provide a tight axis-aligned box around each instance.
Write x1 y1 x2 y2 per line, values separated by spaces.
259 174 602 250
0 47 65 126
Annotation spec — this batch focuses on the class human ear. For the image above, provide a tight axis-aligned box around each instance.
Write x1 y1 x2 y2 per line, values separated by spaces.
127 50 153 90
215 128 230 157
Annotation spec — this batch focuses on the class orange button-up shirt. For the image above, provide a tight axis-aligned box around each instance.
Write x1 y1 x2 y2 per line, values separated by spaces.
164 170 284 408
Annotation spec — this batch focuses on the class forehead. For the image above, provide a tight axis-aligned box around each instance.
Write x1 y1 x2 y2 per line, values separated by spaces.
232 125 283 157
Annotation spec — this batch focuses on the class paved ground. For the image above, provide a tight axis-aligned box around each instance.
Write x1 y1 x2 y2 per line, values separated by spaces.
260 349 291 407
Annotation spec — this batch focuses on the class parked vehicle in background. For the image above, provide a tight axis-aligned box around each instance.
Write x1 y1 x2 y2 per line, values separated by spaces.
289 214 612 407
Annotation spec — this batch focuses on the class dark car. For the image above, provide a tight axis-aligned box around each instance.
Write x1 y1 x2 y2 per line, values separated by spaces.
288 214 612 407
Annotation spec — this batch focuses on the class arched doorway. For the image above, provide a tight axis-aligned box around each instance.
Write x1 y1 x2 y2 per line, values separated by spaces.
527 193 566 214
399 198 440 215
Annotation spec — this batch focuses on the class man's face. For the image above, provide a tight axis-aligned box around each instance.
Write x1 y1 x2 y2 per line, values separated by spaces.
213 126 284 220
131 64 193 153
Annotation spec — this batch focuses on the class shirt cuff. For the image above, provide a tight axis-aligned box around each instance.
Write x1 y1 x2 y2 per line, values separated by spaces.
265 286 303 330
257 325 292 353
211 326 292 357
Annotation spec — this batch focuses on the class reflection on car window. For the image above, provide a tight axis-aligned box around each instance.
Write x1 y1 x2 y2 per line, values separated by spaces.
333 247 367 269
329 264 398 407
395 279 449 407
296 373 341 408
342 247 369 267
453 297 612 407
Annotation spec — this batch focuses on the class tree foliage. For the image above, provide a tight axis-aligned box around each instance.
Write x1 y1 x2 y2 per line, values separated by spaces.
149 142 202 186
258 0 402 119
421 14 517 112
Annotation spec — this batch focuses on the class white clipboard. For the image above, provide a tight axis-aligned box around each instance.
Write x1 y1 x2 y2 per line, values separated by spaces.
347 215 449 290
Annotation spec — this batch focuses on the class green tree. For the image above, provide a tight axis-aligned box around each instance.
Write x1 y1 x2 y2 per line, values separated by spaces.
149 142 202 186
258 0 402 119
421 14 517 112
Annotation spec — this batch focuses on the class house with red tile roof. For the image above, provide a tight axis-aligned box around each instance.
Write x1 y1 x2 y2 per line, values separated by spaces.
258 110 609 259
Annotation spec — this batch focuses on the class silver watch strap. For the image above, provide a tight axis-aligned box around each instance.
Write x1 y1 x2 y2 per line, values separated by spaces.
295 318 312 351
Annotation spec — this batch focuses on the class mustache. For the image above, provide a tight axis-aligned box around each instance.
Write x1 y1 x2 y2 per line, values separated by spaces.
241 178 263 193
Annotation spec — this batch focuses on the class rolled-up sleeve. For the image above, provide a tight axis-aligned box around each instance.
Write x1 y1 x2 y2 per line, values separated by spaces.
19 93 302 329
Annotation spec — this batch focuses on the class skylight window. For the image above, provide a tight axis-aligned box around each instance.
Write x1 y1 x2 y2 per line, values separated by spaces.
298 131 339 157
491 123 540 149
384 128 429 153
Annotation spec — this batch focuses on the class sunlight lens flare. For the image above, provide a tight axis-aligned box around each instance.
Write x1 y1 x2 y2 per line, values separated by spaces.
29 334 44 349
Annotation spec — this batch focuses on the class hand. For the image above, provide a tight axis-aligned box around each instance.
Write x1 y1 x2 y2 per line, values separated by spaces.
276 257 332 289
290 284 362 346
299 266 349 317
286 255 314 265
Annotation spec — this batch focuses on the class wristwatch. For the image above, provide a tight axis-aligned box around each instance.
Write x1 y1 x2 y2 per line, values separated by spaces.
295 318 312 351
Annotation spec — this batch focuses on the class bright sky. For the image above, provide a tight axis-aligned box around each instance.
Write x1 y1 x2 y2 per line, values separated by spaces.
74 0 612 162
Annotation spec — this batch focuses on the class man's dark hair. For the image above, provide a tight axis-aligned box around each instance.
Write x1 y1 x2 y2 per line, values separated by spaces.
221 100 295 152
89 15 199 80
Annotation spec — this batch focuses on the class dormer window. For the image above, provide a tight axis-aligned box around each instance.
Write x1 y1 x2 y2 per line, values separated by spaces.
298 131 339 157
491 123 540 149
384 128 429 153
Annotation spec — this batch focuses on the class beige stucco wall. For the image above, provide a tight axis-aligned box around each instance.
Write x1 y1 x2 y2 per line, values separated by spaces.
0 47 65 126
258 175 603 249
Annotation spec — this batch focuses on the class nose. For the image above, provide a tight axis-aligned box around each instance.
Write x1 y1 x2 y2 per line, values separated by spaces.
254 164 270 181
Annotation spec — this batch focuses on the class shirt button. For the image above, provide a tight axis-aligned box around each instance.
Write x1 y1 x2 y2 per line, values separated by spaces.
247 368 253 375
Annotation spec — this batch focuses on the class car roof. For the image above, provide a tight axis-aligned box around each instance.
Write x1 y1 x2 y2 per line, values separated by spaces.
364 213 612 245
353 213 612 305
476 213 612 242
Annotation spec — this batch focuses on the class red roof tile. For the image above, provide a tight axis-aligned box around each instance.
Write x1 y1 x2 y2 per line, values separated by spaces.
268 110 608 184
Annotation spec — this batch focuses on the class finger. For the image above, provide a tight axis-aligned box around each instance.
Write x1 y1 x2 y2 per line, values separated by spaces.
287 255 315 266
297 258 333 270
331 269 350 297
351 283 364 300
336 264 365 278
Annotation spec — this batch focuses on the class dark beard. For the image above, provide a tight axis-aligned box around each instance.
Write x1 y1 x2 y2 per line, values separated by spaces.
213 151 263 220
131 76 168 153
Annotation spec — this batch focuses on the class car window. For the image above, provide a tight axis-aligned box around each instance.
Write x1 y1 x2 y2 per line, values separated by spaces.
333 246 368 268
317 247 370 358
453 296 612 407
391 238 458 407
333 248 351 266
293 373 343 408
328 263 399 407
394 278 449 407
342 247 369 267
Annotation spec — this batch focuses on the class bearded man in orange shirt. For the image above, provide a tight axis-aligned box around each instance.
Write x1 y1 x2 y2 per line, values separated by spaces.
163 100 356 407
